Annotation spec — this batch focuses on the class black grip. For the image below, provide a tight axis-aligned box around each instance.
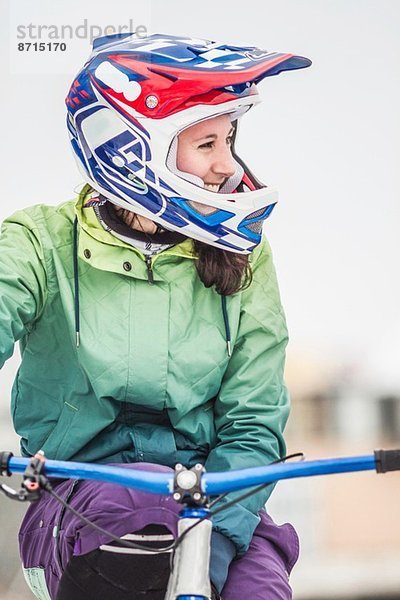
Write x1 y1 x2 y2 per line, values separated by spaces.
374 449 400 473
0 451 14 477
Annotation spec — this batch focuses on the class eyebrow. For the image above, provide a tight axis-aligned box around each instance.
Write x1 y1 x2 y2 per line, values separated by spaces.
194 126 234 142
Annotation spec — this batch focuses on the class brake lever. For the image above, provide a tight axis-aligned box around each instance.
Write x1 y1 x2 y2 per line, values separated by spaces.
0 450 49 502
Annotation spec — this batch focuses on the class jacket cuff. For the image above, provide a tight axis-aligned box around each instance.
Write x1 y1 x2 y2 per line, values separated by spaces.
209 530 236 593
211 497 261 555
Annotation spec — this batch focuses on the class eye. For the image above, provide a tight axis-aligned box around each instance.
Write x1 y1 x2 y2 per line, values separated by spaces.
226 136 233 146
198 140 214 149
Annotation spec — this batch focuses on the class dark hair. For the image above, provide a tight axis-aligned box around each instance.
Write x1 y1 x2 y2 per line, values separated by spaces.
192 239 253 296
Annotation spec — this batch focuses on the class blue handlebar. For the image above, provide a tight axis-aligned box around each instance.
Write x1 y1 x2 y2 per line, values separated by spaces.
7 457 173 494
4 453 384 496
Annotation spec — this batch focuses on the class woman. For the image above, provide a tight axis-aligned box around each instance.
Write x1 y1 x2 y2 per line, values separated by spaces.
0 34 311 599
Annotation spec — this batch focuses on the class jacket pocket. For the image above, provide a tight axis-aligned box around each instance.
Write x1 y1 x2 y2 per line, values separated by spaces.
41 402 80 460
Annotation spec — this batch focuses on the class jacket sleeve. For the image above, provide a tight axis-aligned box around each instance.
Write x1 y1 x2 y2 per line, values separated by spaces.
0 211 47 369
204 236 290 555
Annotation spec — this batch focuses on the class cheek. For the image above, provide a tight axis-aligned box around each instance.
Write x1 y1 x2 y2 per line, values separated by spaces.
176 147 208 179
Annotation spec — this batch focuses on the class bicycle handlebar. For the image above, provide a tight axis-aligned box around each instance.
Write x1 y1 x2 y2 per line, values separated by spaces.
2 449 399 496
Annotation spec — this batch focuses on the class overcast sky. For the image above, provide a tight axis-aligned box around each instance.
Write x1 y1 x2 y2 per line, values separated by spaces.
1 0 399 395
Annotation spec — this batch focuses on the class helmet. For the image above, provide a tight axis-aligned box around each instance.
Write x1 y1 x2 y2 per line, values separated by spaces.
66 33 311 253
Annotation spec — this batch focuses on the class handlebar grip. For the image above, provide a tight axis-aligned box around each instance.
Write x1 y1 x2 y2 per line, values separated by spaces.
374 449 400 473
0 452 14 477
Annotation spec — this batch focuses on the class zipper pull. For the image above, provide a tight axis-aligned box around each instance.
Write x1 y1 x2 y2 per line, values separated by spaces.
145 255 154 285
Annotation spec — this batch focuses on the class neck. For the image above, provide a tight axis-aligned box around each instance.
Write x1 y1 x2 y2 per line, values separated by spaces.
114 207 159 234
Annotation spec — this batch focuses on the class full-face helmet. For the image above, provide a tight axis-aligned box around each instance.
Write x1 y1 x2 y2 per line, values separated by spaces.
66 33 311 253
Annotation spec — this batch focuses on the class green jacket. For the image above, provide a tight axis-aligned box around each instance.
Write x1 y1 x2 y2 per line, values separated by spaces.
0 185 290 554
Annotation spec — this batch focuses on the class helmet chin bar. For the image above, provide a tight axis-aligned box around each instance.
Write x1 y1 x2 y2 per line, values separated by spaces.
187 200 220 216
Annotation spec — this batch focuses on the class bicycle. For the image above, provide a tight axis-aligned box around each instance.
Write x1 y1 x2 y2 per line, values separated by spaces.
1 448 399 600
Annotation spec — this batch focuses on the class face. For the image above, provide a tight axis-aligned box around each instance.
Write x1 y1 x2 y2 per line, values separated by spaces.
176 114 236 194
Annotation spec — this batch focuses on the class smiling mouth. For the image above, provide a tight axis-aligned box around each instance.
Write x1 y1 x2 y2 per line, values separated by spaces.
204 183 220 192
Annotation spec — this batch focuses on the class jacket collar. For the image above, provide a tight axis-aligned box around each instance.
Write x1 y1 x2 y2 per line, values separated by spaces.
74 184 197 262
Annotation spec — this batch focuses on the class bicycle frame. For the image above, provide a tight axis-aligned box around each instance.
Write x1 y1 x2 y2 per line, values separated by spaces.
2 449 400 600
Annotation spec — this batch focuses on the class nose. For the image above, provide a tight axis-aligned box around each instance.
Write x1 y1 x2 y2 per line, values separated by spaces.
211 144 236 179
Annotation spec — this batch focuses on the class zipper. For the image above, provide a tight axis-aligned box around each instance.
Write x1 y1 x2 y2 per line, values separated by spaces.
145 255 154 285
54 479 82 574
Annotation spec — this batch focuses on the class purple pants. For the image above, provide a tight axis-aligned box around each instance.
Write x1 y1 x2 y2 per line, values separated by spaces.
19 463 299 599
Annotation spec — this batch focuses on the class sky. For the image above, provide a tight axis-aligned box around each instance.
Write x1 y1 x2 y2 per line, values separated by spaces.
0 0 399 394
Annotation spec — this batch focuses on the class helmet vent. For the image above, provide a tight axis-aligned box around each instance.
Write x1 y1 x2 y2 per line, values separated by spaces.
245 207 267 234
147 67 178 82
221 82 252 95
